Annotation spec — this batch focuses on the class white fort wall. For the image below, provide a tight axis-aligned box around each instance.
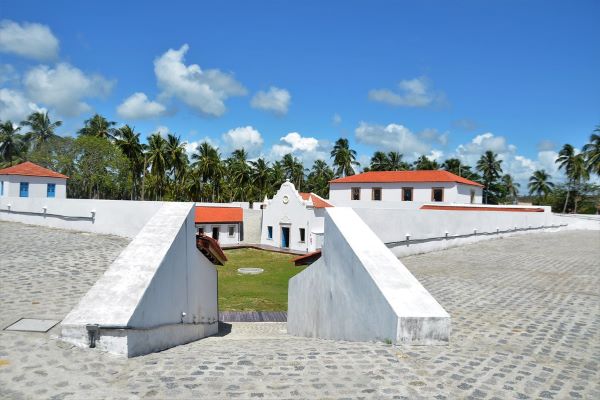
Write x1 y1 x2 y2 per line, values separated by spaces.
288 208 450 344
60 202 218 357
352 207 597 257
0 196 163 238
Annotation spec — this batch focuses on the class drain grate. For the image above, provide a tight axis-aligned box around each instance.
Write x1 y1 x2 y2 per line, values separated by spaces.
4 318 60 332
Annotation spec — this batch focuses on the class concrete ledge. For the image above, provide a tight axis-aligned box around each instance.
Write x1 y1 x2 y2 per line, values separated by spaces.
288 208 450 345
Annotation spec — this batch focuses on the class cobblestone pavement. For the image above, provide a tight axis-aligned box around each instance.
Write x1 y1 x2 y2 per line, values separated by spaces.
1 221 599 399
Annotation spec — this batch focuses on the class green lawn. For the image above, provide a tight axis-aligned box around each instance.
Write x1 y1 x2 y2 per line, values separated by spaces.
218 248 307 311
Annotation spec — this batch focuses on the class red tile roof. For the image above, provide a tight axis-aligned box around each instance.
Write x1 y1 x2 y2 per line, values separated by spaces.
195 206 243 224
299 193 333 208
421 205 544 212
330 170 483 187
0 161 69 179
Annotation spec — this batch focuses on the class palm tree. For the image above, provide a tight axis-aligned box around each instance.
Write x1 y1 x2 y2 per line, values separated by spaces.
413 155 439 170
501 174 520 204
114 125 144 199
582 126 600 176
78 114 117 140
369 151 388 171
476 150 503 204
282 153 305 190
330 138 359 177
528 170 554 202
250 158 271 201
146 133 169 200
0 121 24 165
191 141 223 201
228 149 252 201
556 144 578 213
307 159 334 198
165 134 188 199
21 111 62 149
387 151 409 170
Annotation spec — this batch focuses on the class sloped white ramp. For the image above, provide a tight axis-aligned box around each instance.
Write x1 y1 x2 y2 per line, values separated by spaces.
288 208 450 344
60 202 218 357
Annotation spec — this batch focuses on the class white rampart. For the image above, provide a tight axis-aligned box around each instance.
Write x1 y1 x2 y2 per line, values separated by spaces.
353 208 599 257
0 197 163 238
288 208 450 344
60 202 218 357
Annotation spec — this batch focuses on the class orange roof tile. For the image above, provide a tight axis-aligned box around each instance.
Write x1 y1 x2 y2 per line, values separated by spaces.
0 161 69 179
195 206 243 223
329 170 483 187
299 192 333 208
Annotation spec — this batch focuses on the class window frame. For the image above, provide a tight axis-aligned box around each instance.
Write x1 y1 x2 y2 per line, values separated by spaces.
267 226 273 240
351 187 361 200
19 182 29 198
228 225 235 237
198 226 205 235
371 187 382 201
0 181 3 196
402 187 413 202
470 189 475 204
431 187 444 202
299 228 306 243
47 183 56 198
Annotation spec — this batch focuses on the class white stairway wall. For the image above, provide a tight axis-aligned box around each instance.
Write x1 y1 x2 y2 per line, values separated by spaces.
288 208 450 344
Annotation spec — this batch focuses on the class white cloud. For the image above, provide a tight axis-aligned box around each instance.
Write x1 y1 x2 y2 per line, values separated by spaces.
0 20 59 61
0 64 18 84
332 113 342 125
355 122 434 157
251 86 290 115
0 88 45 122
154 44 246 117
270 132 328 166
24 62 114 116
368 77 444 107
155 125 171 137
117 92 166 119
221 126 263 156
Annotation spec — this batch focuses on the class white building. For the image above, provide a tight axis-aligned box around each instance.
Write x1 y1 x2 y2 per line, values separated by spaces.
195 206 243 246
328 170 483 207
0 161 68 199
261 180 333 252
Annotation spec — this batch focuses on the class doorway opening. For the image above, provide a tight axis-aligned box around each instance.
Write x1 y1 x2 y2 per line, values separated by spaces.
281 226 290 248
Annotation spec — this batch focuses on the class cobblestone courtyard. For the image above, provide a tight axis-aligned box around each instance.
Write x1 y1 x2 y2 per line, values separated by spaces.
1 221 599 399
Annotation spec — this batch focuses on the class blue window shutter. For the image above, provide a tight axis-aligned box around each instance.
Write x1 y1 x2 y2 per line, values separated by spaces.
47 183 56 198
20 182 29 197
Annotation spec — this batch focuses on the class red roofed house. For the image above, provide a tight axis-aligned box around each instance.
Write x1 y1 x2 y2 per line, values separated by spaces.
195 205 244 245
329 170 483 206
0 161 68 199
261 180 333 252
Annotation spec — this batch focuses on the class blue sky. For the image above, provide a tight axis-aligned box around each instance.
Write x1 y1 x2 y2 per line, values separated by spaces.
1 0 599 185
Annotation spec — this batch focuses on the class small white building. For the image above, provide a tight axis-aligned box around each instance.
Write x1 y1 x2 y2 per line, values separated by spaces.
195 206 244 246
260 180 333 253
328 170 483 207
0 161 68 199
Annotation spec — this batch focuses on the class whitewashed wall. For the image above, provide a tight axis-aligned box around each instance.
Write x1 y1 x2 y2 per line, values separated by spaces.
353 207 575 257
288 208 450 344
260 181 323 252
242 208 263 244
0 197 163 238
60 202 218 357
329 182 482 205
0 175 67 198
196 223 240 245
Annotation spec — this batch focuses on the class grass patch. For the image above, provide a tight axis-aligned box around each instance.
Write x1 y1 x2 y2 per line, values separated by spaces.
218 248 307 311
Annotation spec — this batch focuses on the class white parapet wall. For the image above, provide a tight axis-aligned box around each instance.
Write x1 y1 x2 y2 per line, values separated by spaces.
352 207 598 257
60 202 218 357
0 196 164 238
288 208 450 345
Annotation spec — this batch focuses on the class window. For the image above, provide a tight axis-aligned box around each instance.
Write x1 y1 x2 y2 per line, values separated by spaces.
431 187 444 202
351 187 361 200
299 228 306 242
19 182 29 198
198 227 205 235
47 183 56 198
228 225 235 237
0 181 3 196
402 187 413 201
470 190 475 204
267 226 273 240
371 187 382 201
212 227 219 241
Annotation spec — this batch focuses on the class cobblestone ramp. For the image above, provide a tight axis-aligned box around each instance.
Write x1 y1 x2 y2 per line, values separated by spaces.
1 221 599 399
